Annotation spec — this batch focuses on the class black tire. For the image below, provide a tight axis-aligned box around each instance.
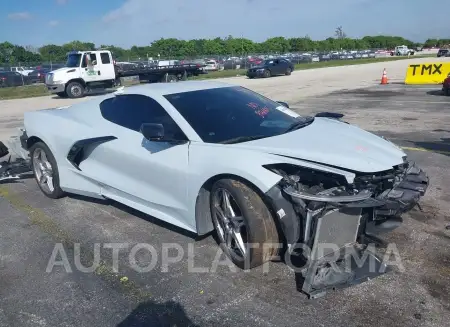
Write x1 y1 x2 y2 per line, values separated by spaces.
29 142 65 199
162 74 177 83
445 88 450 96
263 69 271 78
65 81 85 98
285 67 292 76
56 92 67 98
210 178 279 270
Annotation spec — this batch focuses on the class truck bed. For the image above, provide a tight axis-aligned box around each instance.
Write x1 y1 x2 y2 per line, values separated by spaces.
116 63 207 78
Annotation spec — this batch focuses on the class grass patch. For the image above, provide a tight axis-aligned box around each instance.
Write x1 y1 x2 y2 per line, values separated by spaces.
0 55 436 100
0 84 49 100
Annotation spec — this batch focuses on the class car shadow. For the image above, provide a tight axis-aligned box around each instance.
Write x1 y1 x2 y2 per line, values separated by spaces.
409 138 450 157
426 90 447 97
68 193 211 241
117 300 200 327
50 89 115 100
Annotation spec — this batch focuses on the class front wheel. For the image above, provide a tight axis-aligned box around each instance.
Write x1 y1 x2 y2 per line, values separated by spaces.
285 67 292 75
445 88 450 96
30 142 65 199
210 179 279 270
66 81 85 98
263 69 271 78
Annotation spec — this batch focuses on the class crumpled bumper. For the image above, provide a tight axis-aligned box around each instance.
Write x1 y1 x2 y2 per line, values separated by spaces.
374 163 428 216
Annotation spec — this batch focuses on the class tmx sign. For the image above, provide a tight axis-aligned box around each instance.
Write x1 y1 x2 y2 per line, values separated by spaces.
409 64 442 75
404 62 450 84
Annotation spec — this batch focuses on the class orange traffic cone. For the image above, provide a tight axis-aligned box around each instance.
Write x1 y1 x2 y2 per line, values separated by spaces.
380 68 388 84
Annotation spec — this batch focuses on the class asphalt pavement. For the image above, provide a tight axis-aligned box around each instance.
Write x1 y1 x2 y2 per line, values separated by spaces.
0 84 449 327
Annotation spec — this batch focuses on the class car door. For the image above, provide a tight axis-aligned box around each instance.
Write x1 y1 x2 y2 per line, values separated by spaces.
80 53 102 83
79 94 192 230
271 59 283 75
98 52 116 80
12 72 24 86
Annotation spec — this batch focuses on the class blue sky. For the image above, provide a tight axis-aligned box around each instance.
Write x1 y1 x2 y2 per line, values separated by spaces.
1 0 448 48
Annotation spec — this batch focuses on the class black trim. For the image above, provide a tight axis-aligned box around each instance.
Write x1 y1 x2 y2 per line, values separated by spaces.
265 185 301 246
67 136 117 170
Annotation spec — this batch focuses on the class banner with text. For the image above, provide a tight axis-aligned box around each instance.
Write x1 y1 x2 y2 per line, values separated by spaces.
404 62 450 84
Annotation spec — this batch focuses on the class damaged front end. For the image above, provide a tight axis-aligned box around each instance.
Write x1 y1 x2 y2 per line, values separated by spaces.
264 160 429 298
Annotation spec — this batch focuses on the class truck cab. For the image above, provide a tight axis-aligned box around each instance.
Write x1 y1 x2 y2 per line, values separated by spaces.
46 50 116 98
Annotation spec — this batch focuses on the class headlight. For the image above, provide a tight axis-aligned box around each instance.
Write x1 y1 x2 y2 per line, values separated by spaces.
257 69 265 72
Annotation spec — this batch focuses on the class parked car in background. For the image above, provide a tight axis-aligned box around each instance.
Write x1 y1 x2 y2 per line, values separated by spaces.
390 45 414 56
0 71 31 87
437 49 449 57
204 60 219 71
10 66 33 76
246 58 294 78
28 68 51 84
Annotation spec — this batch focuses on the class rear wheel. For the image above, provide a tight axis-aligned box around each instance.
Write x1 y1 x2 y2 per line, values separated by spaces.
445 88 450 96
30 142 65 199
210 179 279 270
162 74 177 83
285 68 292 75
263 70 271 78
66 81 85 98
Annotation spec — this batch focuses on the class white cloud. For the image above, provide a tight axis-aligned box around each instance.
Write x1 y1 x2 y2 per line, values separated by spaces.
95 0 448 47
49 20 59 26
7 12 32 20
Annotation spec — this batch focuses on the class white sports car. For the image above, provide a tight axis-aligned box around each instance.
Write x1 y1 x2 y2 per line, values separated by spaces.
0 81 429 297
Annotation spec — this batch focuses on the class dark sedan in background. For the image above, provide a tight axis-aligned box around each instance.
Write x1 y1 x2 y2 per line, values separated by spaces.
437 49 449 57
28 68 51 84
246 58 294 78
0 71 32 87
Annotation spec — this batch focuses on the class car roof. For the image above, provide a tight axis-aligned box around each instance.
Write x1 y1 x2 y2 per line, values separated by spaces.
121 80 235 96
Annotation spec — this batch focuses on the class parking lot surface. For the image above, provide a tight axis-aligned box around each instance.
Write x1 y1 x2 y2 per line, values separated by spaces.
0 83 449 327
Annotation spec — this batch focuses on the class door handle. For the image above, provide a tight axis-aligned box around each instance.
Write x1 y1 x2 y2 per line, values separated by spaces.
98 71 101 75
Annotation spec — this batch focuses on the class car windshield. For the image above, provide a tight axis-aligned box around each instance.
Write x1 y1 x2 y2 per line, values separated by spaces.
164 86 314 144
66 53 82 68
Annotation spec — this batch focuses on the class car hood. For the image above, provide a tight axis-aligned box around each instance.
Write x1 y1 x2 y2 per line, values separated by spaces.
232 117 406 173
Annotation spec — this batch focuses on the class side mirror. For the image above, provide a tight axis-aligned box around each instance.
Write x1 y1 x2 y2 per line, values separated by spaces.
277 101 289 108
140 123 164 141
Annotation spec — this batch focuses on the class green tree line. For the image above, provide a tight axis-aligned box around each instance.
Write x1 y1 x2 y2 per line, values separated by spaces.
1 35 449 64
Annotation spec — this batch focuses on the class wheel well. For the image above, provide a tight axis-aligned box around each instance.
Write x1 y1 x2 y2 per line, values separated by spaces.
194 173 279 236
65 78 86 88
26 136 44 149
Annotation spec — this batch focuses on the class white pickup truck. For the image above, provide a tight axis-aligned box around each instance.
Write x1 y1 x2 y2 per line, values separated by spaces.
390 45 415 56
10 66 33 76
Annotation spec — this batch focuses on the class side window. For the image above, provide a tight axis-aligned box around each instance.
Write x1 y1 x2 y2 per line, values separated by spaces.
90 53 97 65
100 94 187 140
100 52 110 64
